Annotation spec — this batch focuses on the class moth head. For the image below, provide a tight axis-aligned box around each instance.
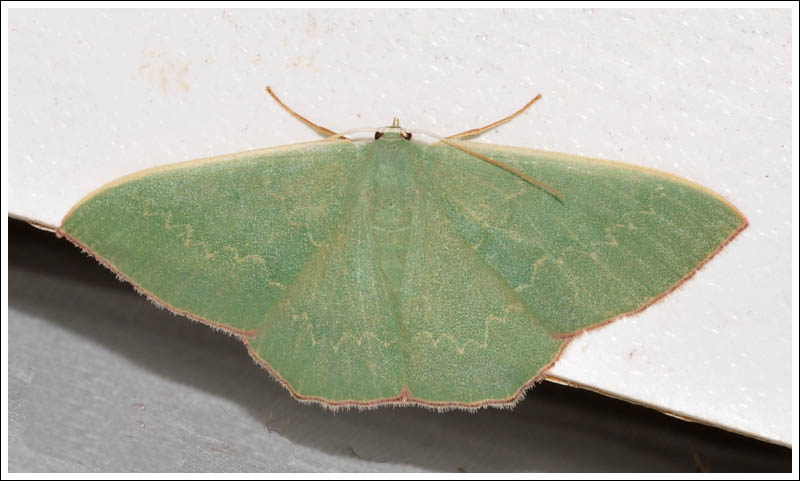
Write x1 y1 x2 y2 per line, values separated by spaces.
375 117 412 141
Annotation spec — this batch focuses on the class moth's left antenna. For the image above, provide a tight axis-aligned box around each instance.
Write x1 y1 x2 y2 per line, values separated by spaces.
266 87 347 139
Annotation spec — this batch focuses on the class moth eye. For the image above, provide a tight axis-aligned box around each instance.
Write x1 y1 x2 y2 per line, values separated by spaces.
402 132 412 140
374 132 383 140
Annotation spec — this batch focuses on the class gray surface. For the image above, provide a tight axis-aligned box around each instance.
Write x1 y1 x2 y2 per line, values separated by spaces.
7 219 790 472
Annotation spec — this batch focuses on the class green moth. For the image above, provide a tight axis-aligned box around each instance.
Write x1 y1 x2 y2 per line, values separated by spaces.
58 89 748 409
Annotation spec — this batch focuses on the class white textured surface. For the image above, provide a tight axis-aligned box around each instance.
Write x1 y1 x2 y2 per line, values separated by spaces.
7 9 792 445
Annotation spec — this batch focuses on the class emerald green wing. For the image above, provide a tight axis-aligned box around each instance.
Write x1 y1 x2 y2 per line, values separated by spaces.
399 174 563 405
59 137 747 409
61 141 359 333
420 142 747 336
60 141 406 403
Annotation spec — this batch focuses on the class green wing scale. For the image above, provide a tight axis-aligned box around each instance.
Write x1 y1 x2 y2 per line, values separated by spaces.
59 137 747 408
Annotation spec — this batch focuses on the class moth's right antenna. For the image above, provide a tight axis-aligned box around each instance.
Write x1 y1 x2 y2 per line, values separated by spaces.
447 94 542 140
